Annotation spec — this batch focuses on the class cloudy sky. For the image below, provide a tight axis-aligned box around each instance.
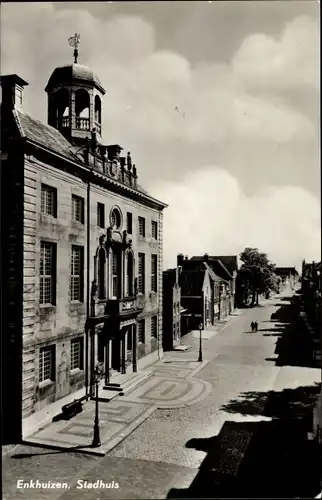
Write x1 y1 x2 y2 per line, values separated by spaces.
1 1 320 269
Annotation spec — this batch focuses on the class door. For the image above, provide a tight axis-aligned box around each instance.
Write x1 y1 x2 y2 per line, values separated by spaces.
111 336 120 371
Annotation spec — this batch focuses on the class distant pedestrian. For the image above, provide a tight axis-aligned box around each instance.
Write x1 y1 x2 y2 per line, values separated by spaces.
250 321 255 332
254 321 258 332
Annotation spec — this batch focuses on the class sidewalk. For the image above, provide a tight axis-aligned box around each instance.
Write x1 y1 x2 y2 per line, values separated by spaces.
22 310 242 456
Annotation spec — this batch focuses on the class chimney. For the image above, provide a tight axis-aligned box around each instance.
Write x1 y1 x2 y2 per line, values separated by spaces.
1 74 28 115
175 265 182 284
177 254 184 267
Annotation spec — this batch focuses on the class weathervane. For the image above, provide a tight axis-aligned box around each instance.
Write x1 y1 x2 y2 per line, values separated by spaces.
68 33 80 64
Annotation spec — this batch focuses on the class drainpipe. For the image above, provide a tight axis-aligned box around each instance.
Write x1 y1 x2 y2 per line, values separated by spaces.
85 179 90 398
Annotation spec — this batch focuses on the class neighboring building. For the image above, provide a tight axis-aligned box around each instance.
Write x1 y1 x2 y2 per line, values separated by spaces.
189 254 237 317
176 254 234 331
1 56 167 442
300 261 322 447
275 266 299 288
162 267 185 351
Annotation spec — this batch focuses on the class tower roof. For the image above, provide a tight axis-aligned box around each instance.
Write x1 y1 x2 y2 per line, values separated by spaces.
45 63 105 94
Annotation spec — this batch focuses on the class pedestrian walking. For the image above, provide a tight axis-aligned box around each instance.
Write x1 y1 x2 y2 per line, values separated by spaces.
254 321 258 332
250 321 255 332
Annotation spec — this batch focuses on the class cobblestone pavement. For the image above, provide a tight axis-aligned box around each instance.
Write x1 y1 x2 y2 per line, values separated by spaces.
3 292 320 499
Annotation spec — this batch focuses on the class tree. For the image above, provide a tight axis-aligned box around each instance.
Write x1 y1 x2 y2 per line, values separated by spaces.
237 247 277 306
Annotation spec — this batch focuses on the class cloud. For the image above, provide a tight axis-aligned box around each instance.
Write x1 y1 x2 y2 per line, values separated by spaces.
232 16 320 91
1 3 320 268
151 169 321 270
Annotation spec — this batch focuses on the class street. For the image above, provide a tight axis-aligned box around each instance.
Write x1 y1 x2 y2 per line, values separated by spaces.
3 291 321 499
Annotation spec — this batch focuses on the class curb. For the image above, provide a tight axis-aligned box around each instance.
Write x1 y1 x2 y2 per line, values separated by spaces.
22 405 158 458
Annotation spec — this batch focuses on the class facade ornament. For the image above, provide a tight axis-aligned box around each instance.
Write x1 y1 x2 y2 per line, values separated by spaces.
99 234 106 246
127 151 132 171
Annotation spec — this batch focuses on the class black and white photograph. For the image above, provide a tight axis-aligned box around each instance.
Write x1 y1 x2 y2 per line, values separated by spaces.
1 1 321 498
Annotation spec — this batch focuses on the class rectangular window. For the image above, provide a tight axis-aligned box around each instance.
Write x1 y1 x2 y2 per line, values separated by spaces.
71 246 84 302
138 216 145 237
112 251 121 298
138 320 145 344
71 338 83 371
39 345 55 383
97 202 105 228
151 221 158 240
41 184 57 217
40 241 56 305
72 195 84 223
151 315 158 339
151 254 158 292
127 212 133 235
138 253 145 294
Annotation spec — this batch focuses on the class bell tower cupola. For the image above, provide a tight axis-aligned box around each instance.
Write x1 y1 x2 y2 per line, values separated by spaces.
45 33 106 146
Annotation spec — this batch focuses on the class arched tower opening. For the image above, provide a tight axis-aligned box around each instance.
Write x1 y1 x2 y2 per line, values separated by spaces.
75 89 90 131
54 88 70 130
94 95 102 135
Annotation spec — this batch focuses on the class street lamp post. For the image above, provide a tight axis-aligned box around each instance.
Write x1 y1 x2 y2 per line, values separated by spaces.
92 365 101 448
198 322 203 362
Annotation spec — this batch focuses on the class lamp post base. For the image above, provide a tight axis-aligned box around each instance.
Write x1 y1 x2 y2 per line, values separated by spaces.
92 425 101 447
198 352 203 362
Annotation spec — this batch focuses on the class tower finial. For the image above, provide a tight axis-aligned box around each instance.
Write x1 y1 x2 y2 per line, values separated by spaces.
68 33 80 64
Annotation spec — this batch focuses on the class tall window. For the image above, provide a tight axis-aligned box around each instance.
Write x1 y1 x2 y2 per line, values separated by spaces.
138 320 145 344
127 212 133 235
72 195 84 223
39 345 55 383
138 216 145 237
40 242 56 305
98 248 106 299
151 221 158 240
151 254 158 292
126 252 134 297
151 316 158 339
138 253 145 294
97 202 105 228
112 250 121 298
71 338 83 371
71 246 84 302
41 184 57 217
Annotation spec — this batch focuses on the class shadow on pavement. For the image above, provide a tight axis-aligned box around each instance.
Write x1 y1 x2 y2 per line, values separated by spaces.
167 384 321 499
266 295 318 369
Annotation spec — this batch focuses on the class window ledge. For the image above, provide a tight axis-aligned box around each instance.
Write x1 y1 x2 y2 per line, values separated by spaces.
71 368 83 376
39 304 56 310
39 379 54 389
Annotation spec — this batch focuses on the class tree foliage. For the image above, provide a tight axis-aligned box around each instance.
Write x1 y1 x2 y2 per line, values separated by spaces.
237 247 278 305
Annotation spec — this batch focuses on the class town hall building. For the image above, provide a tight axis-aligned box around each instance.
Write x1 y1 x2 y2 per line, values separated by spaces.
1 41 167 442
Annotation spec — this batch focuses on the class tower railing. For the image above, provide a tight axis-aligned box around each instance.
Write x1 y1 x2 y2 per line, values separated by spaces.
57 117 70 128
76 117 90 130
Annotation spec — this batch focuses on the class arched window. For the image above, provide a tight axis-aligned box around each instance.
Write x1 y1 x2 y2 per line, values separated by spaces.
95 95 101 124
98 247 106 299
126 251 134 297
54 88 70 128
75 89 90 130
